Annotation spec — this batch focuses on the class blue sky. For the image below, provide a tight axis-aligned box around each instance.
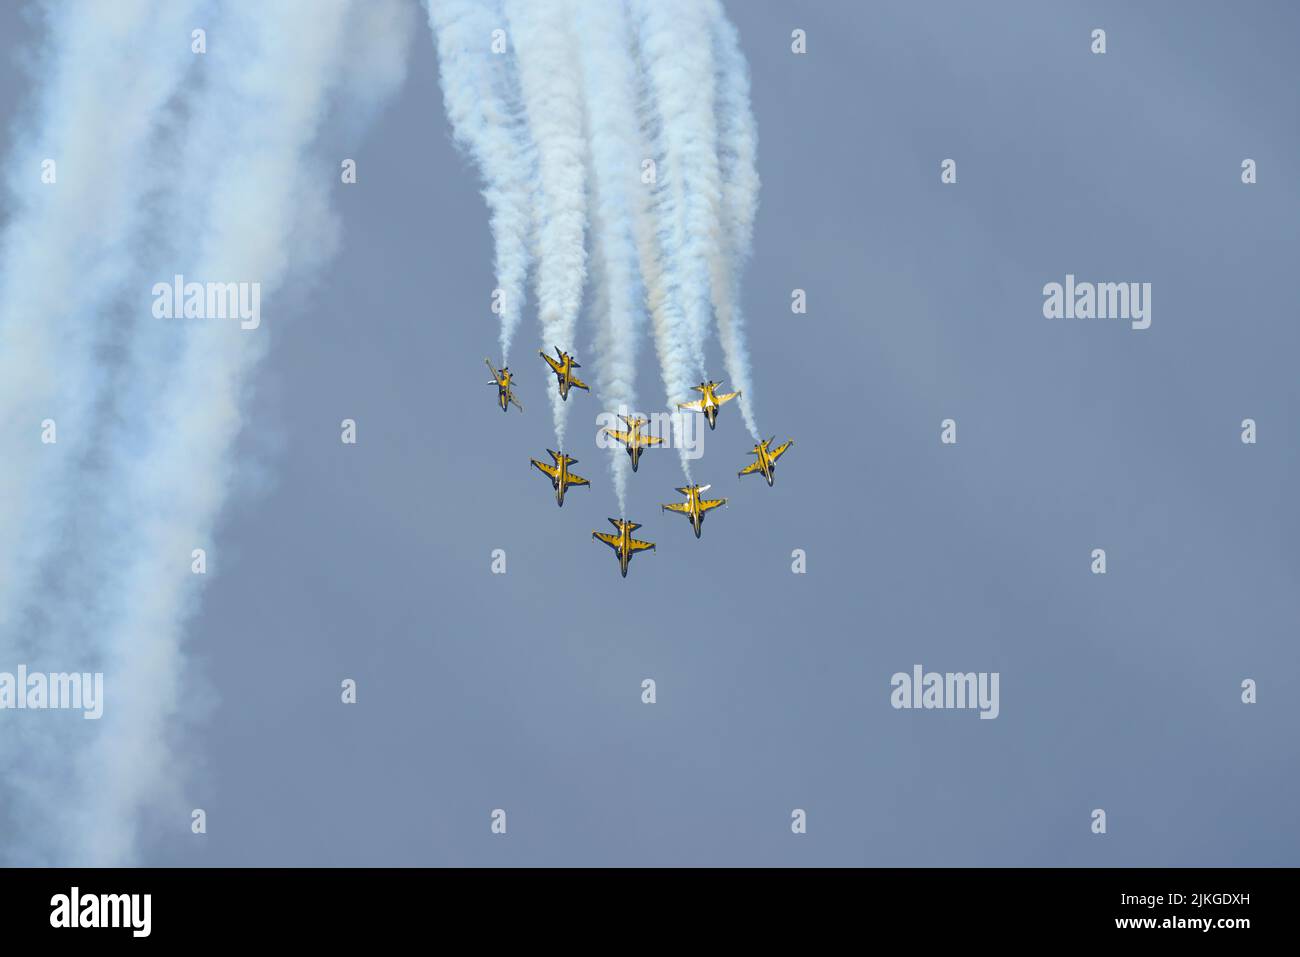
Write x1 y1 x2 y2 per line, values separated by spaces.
1 0 1297 865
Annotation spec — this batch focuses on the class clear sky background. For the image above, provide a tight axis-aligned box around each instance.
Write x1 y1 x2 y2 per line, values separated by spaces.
1 0 1297 866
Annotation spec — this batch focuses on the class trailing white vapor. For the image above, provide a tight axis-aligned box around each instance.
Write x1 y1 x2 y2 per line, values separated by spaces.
632 0 721 381
426 0 534 364
426 0 761 480
0 0 207 864
707 0 761 439
502 0 588 447
574 0 647 511
0 0 202 641
630 4 697 480
0 0 412 865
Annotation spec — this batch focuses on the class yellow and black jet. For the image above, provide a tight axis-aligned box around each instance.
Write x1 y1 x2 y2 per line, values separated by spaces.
485 358 522 413
738 437 793 487
530 449 590 507
603 414 664 472
592 518 655 578
540 346 589 401
677 379 740 430
662 484 726 539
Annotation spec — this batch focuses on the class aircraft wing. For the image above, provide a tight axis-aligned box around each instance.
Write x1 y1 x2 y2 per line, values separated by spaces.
540 351 564 374
700 497 726 512
715 390 741 406
640 433 664 446
677 398 706 412
485 358 501 382
662 502 692 514
604 428 632 446
770 439 793 461
738 459 764 476
566 471 590 487
569 374 590 391
531 459 559 479
509 391 523 411
627 537 655 553
593 531 621 550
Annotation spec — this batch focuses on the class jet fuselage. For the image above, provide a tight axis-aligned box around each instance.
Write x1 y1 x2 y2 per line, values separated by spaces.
678 380 740 431
593 518 655 577
739 438 793 487
530 450 588 507
662 484 726 539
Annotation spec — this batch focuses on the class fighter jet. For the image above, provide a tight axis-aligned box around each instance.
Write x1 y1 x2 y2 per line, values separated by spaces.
529 449 590 507
677 380 741 430
539 346 589 401
602 414 664 472
661 484 727 539
738 437 794 487
485 358 522 413
592 518 656 578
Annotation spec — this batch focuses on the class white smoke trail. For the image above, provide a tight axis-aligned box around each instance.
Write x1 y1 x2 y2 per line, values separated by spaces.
708 0 761 438
503 0 587 448
574 0 647 511
627 7 694 479
0 0 207 864
631 0 720 381
0 0 203 639
0 0 412 865
426 0 534 363
426 0 761 477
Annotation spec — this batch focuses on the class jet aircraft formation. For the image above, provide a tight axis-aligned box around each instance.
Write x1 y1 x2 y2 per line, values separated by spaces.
485 349 793 577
